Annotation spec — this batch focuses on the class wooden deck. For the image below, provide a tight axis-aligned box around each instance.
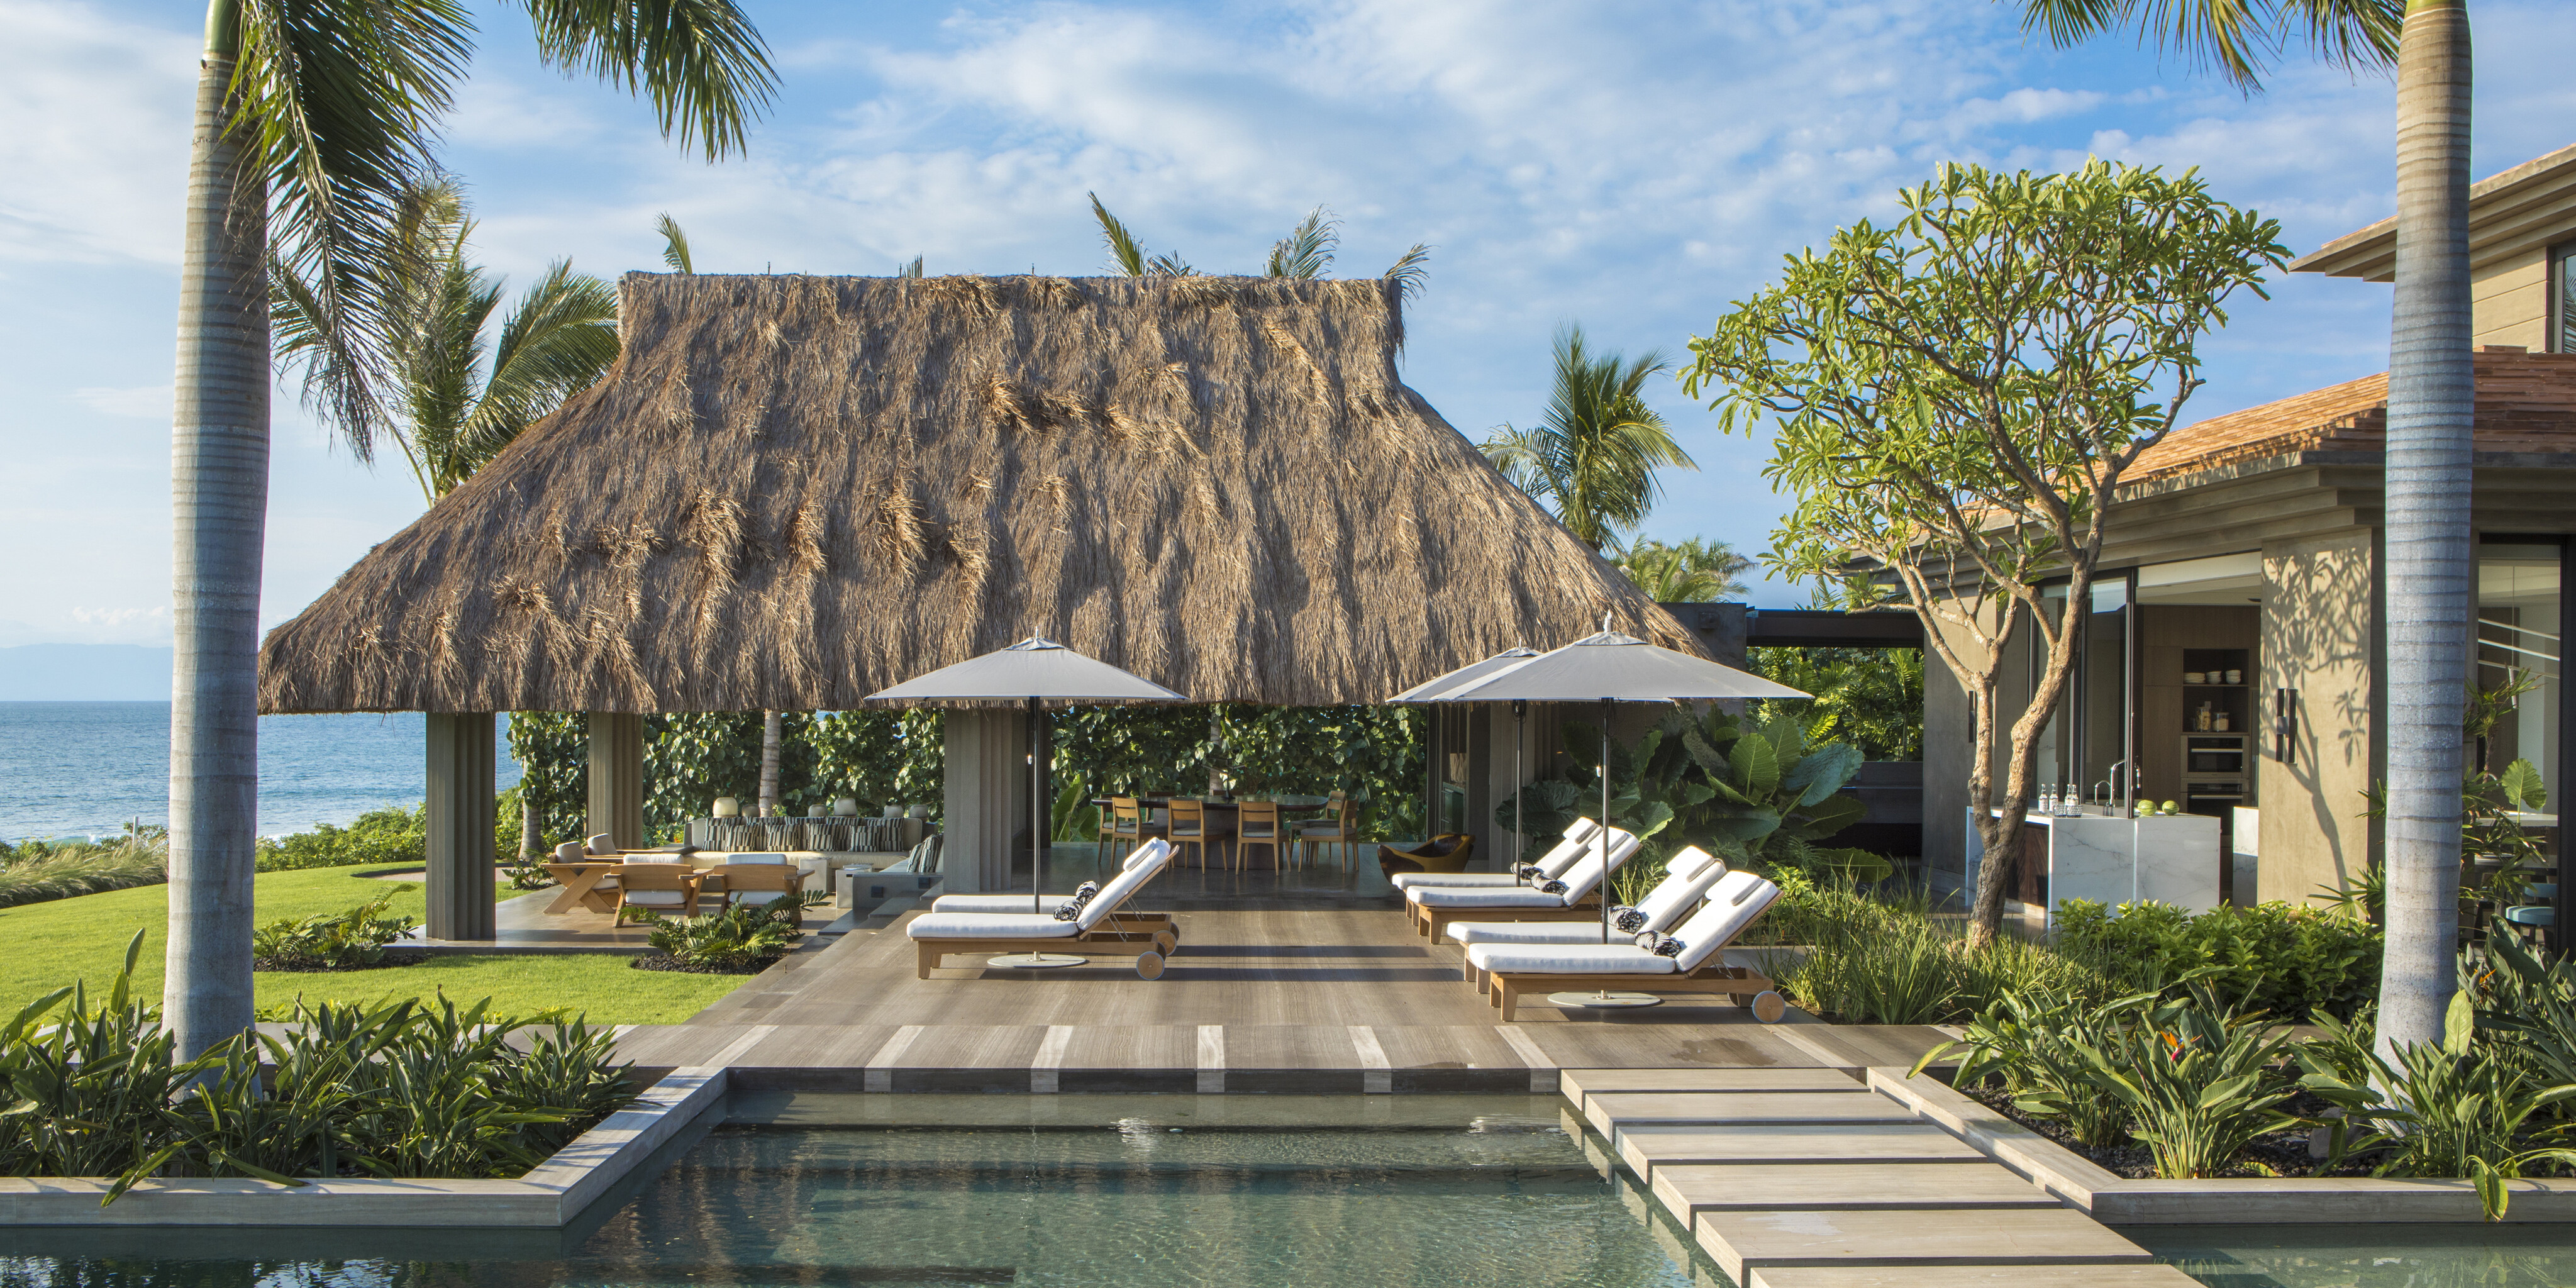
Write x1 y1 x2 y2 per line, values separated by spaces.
605 890 1952 1092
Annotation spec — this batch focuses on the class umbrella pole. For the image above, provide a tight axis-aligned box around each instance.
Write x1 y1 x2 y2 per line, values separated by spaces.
1513 700 1526 886
1550 697 1658 1012
998 694 1080 969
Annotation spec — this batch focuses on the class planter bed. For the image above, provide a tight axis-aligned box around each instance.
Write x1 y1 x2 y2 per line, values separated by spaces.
1865 1065 2576 1224
0 1066 725 1228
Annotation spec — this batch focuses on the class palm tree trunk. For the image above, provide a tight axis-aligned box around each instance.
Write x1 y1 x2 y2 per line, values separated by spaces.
2377 0 2475 1059
758 711 782 816
165 0 266 1060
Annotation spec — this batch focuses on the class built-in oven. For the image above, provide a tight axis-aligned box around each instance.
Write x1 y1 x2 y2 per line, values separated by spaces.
2184 735 2248 776
2183 780 2246 815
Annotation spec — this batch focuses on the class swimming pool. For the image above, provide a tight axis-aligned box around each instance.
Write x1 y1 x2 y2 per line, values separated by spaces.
2 1096 2568 1287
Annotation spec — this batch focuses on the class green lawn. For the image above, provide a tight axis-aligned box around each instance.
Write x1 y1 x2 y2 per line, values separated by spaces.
0 867 746 1024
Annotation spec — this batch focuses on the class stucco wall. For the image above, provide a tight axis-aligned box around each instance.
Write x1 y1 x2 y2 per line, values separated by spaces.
2471 245 2550 352
2259 532 2379 904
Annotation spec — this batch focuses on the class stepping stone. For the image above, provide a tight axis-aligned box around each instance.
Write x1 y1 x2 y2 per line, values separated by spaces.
1562 1067 1862 1107
1751 1267 2203 1288
1652 1162 2060 1222
1696 1208 2153 1284
1588 1091 1916 1137
1617 1123 1985 1180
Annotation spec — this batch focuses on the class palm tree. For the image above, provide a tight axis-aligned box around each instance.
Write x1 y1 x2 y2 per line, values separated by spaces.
2011 0 2457 1057
1085 193 1431 294
274 178 620 502
167 0 774 1058
1616 538 1752 602
1479 326 1698 552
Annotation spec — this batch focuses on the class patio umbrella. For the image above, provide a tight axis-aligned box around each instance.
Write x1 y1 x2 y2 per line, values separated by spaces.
1446 623 1809 1009
869 636 1188 967
1389 647 1541 880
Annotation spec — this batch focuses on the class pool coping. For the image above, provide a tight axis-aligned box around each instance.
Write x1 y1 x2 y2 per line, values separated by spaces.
0 1065 726 1228
1866 1065 2576 1224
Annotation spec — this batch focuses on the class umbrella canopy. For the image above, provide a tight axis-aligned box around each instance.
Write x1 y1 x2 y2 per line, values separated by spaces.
868 636 1187 955
866 636 1189 703
1384 647 1540 703
1444 630 1809 704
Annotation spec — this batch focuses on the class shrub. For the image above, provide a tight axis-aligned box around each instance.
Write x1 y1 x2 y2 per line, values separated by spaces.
2053 899 2380 1018
0 934 632 1198
252 890 419 969
0 831 168 908
1758 877 2109 1024
640 894 828 970
255 804 428 872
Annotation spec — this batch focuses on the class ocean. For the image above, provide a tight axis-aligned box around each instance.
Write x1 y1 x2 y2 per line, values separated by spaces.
0 702 521 843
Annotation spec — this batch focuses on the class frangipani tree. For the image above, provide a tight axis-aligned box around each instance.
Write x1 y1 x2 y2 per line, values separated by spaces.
1684 160 2285 944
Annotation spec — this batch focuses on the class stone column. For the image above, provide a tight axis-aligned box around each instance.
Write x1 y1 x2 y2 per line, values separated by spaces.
587 711 646 850
425 712 497 941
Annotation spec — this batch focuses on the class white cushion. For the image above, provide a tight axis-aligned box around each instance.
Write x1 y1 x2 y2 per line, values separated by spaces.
625 854 687 865
1388 872 1524 891
623 890 688 906
934 892 1094 913
586 833 617 856
906 913 1080 940
1124 848 1158 871
553 841 586 862
1077 843 1170 930
1408 887 1577 911
1629 848 1728 930
1448 921 1662 947
725 852 790 863
1463 942 1678 975
1663 872 1780 972
1511 818 1603 882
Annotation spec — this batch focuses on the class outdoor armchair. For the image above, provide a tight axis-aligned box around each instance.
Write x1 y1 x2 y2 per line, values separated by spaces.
714 855 807 921
614 855 700 923
1463 870 1785 1022
1387 818 1599 892
1404 828 1640 941
906 840 1181 979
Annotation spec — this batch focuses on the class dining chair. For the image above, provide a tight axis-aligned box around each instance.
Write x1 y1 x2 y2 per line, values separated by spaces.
1106 797 1163 859
1166 799 1209 869
616 857 699 923
1236 801 1284 872
1298 796 1356 871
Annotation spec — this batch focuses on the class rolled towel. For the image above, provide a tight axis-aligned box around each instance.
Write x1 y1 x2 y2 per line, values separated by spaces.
1650 935 1685 958
1052 901 1082 921
1516 863 1545 879
1537 879 1567 896
1610 904 1646 933
1633 930 1661 950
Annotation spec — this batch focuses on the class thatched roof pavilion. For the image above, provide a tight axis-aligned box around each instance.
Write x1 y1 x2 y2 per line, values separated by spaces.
260 273 1695 715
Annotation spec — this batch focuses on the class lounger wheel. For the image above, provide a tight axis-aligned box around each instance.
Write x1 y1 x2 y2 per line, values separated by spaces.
1153 930 1178 955
1136 950 1167 980
1750 991 1787 1024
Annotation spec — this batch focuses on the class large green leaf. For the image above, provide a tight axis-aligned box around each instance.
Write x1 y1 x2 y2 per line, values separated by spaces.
1784 743 1863 806
1704 811 1782 843
1786 792 1867 840
1731 735 1780 798
2502 758 2548 811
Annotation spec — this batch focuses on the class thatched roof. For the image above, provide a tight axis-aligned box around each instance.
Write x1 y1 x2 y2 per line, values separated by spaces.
259 273 1699 713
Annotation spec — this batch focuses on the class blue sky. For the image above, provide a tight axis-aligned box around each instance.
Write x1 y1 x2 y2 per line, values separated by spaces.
2 0 2570 647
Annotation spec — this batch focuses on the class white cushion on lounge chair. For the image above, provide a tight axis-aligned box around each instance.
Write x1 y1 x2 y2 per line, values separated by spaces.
622 890 689 907
1075 843 1169 930
935 893 1091 912
1463 941 1677 975
904 912 1081 939
1407 829 1638 909
1667 872 1780 972
1446 847 1725 946
1390 818 1601 891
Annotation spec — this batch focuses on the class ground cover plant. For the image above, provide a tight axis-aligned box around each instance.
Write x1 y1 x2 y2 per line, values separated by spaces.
0 830 168 908
0 933 633 1199
2053 898 2381 1019
635 893 831 974
1753 875 2109 1025
0 867 745 1024
253 804 431 872
252 890 420 971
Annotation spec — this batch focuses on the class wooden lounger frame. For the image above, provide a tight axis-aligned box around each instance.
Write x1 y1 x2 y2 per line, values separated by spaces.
1485 962 1779 1023
913 912 1180 979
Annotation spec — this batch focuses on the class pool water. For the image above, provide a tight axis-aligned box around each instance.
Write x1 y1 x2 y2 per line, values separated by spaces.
2 1096 2570 1287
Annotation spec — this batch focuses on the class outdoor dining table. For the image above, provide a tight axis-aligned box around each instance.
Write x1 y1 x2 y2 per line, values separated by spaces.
1087 796 1333 868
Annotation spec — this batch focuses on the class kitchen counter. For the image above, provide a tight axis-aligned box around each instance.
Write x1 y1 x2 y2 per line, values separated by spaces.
1965 806 2222 919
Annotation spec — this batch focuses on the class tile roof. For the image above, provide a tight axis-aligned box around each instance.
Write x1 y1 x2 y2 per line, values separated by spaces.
2128 349 2576 486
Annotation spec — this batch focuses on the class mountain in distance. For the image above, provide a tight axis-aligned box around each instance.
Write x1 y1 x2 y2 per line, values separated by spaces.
0 644 174 701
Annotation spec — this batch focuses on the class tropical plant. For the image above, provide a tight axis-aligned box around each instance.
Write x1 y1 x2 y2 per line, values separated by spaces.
254 802 428 872
272 177 619 502
656 211 694 273
2299 994 2576 1219
1614 537 1751 602
1748 645 1925 761
1086 194 1431 296
252 889 420 969
1920 984 2136 1148
2052 898 2382 1019
1684 160 2285 947
2009 0 2465 1082
640 898 819 969
167 0 776 1058
2078 984 2304 1179
1480 326 1697 552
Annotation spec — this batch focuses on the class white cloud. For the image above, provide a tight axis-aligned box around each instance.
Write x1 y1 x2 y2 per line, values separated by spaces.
71 382 169 419
0 1 194 265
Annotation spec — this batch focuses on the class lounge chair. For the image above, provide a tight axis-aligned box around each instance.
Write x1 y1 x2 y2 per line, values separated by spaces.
1387 818 1599 894
906 840 1181 979
1404 828 1641 941
1464 870 1786 1022
930 844 1169 918
1443 846 1729 983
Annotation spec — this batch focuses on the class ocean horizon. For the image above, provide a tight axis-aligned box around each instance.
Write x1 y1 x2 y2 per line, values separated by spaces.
1 702 522 843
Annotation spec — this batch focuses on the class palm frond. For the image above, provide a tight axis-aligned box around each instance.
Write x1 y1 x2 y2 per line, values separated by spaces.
1265 206 1338 279
1146 251 1197 277
2012 0 2397 92
519 0 779 160
1088 192 1148 276
897 255 924 279
451 261 619 491
1382 243 1431 302
1481 325 1696 550
655 212 692 273
233 0 475 461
